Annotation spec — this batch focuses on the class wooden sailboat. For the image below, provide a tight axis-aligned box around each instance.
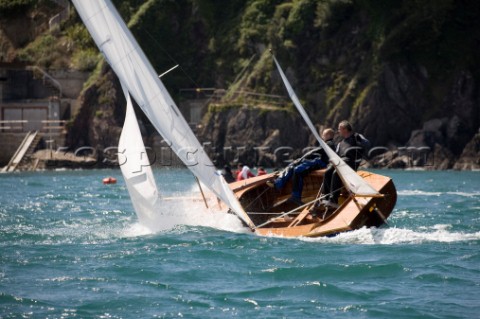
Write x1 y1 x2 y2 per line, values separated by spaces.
230 170 396 237
73 0 397 238
233 54 397 237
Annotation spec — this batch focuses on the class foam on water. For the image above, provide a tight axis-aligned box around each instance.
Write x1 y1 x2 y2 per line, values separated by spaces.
120 178 480 242
2 170 480 319
122 222 154 237
124 190 480 244
398 190 480 197
122 180 248 236
301 225 480 245
122 202 247 237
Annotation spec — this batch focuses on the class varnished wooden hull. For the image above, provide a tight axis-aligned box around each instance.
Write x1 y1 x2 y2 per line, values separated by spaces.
230 170 397 238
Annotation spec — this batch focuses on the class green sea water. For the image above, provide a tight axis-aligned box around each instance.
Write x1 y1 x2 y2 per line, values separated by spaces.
1 169 479 318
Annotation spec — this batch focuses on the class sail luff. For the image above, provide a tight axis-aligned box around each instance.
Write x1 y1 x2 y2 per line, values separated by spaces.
272 54 379 196
72 0 255 229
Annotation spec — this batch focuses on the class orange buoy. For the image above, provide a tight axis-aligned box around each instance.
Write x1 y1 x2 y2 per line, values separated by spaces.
102 177 117 184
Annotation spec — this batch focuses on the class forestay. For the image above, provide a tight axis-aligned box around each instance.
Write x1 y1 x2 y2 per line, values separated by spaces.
72 0 255 228
271 54 379 197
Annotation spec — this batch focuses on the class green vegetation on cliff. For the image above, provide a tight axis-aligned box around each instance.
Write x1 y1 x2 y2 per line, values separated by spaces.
2 0 478 166
0 0 36 16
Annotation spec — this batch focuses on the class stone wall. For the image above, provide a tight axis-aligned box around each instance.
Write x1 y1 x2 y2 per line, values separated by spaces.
0 132 30 166
48 70 89 99
0 132 66 167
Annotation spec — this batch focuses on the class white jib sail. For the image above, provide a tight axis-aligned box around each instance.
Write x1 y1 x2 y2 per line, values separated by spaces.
118 84 160 225
272 54 379 197
72 0 254 228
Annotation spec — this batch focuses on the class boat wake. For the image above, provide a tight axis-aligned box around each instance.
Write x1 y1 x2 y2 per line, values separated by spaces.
123 185 480 242
398 190 480 197
301 224 480 245
125 197 480 244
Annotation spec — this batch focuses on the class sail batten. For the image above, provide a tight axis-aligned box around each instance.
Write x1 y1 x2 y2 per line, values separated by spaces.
272 54 379 197
73 0 255 229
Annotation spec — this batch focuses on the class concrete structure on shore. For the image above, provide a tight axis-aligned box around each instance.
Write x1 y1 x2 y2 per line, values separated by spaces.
0 62 88 169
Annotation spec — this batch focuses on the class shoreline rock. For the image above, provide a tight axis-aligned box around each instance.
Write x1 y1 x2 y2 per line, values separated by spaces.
453 132 480 170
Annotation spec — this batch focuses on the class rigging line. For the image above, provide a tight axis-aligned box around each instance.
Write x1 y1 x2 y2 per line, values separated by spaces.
140 28 201 88
254 185 345 229
254 193 329 229
248 212 288 215
231 53 257 86
242 186 270 211
313 181 324 203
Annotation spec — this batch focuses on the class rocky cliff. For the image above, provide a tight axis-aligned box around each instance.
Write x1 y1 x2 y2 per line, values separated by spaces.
199 105 311 167
196 0 480 170
64 63 125 164
2 0 479 170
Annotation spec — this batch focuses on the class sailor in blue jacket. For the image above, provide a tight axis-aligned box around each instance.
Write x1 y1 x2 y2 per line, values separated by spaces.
268 128 335 205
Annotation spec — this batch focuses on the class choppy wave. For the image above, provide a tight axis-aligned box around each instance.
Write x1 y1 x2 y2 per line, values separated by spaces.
124 186 480 243
127 202 480 245
301 225 480 245
398 190 480 197
2 170 480 319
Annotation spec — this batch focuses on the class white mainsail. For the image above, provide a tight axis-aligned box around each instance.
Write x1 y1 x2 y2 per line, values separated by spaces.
72 0 255 228
272 54 380 197
118 84 160 225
